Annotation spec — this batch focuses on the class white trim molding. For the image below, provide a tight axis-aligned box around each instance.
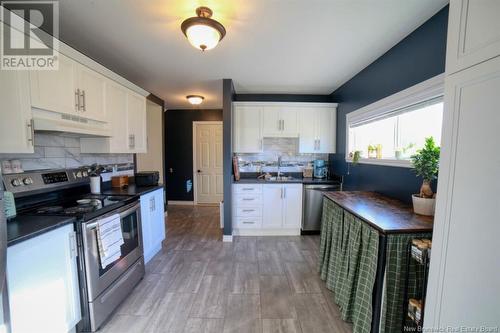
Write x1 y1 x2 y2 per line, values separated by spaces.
345 74 445 168
222 235 233 242
233 101 338 108
232 228 301 236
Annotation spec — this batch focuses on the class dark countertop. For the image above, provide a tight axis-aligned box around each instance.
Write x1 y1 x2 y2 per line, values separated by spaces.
234 178 341 185
7 215 76 247
323 191 433 234
102 184 164 196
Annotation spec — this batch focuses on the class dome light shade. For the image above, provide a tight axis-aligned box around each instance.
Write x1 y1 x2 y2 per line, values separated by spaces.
181 7 226 51
186 95 204 105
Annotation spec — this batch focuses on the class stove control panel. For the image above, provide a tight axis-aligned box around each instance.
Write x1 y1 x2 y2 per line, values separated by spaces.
42 172 69 184
2 168 90 195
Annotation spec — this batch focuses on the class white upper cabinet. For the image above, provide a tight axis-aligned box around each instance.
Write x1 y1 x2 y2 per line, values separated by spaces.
262 105 298 137
298 105 336 153
81 80 147 154
233 104 262 153
0 70 33 153
77 64 107 122
233 102 336 153
30 54 107 122
127 91 147 153
446 0 500 74
30 53 79 116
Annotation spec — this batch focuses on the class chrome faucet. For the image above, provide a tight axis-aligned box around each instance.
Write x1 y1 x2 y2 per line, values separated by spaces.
277 156 282 178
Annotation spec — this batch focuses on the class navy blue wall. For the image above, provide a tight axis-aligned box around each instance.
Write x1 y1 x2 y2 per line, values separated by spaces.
165 109 223 201
330 6 448 203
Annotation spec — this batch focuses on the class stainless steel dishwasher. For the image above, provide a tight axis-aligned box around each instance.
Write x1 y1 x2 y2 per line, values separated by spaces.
302 184 341 232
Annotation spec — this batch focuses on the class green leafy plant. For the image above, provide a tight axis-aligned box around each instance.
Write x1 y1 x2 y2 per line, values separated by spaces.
411 137 440 198
352 150 362 166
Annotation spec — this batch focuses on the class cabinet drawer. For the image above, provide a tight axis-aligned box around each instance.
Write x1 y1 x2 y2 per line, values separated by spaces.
235 206 262 217
234 184 262 194
235 194 262 207
235 216 262 229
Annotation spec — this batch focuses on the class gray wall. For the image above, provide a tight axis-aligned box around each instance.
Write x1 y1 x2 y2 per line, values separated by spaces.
330 5 449 203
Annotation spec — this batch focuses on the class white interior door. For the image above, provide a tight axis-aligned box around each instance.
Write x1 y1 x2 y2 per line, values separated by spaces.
194 122 223 204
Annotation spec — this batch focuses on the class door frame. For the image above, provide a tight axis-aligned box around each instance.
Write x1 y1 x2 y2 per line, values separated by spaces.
192 121 223 205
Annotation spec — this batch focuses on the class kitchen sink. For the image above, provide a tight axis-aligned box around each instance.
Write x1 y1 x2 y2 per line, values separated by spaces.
265 176 299 182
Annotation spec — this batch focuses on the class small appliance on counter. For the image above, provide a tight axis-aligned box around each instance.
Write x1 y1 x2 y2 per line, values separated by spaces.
111 175 129 188
313 159 328 179
134 171 159 186
302 163 313 178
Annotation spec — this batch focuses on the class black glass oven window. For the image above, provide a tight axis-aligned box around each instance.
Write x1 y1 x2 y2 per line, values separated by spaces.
98 210 140 276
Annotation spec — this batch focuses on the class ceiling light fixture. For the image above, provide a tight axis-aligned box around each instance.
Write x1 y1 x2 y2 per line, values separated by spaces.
186 95 204 105
181 6 226 51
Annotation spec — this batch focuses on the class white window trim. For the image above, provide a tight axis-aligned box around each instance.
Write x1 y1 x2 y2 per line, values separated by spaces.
345 73 444 168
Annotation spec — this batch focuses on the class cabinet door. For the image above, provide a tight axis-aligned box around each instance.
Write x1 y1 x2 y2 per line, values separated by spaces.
280 108 298 137
140 191 153 261
30 53 78 116
233 105 262 152
298 108 317 153
446 0 500 74
127 91 147 153
426 56 500 328
0 70 33 153
7 224 81 332
261 106 281 137
316 107 336 153
105 80 129 152
77 64 106 122
282 184 303 228
150 189 166 249
262 184 283 228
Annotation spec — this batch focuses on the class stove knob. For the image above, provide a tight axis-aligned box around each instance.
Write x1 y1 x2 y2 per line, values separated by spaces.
23 177 33 185
76 171 82 178
82 171 88 177
11 178 21 187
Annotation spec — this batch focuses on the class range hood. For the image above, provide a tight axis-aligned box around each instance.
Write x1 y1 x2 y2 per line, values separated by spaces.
32 108 111 137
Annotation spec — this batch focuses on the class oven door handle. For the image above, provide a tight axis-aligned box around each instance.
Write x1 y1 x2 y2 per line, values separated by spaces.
85 202 140 230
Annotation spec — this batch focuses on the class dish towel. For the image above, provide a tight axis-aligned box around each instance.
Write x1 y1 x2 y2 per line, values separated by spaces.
96 214 124 269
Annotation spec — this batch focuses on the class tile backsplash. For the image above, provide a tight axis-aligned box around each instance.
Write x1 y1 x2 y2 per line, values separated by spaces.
0 133 133 171
236 137 328 172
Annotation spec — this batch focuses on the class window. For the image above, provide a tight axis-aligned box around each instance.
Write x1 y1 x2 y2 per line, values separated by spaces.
346 75 444 167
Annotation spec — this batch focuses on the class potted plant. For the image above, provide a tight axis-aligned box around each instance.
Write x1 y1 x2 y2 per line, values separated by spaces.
88 164 105 194
351 150 362 166
410 137 440 216
367 145 376 158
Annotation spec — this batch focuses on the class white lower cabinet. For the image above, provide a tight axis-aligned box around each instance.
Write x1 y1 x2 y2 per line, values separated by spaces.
233 183 302 235
7 224 81 333
140 188 166 263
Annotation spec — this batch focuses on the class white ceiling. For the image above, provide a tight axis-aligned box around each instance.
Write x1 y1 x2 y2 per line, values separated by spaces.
57 0 447 109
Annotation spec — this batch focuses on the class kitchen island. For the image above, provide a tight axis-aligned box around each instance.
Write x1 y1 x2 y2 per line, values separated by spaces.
319 191 432 333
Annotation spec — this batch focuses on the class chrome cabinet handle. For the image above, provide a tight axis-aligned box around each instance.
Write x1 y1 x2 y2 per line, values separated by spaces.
317 139 320 150
242 188 253 191
242 209 254 212
284 187 287 198
282 119 285 131
280 188 283 199
82 90 86 111
129 134 135 149
75 89 80 111
242 198 255 201
242 221 254 224
27 119 34 146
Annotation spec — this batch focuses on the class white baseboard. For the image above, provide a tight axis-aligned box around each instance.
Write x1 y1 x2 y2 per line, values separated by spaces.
232 228 301 236
168 200 194 205
222 235 233 242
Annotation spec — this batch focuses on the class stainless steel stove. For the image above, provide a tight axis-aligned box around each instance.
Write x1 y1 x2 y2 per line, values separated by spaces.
3 169 145 332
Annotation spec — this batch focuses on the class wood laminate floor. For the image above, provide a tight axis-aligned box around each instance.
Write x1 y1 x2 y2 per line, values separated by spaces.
99 205 353 333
